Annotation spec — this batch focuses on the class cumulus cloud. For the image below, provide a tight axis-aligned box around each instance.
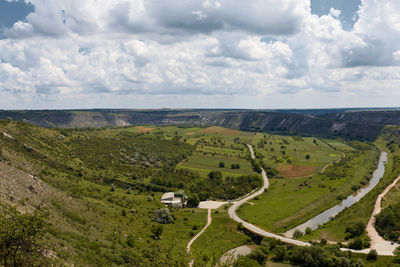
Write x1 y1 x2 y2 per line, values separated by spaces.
0 0 400 109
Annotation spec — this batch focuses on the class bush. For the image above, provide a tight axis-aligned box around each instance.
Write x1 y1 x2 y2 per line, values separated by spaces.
151 224 163 240
293 230 304 238
305 227 312 235
126 234 135 247
186 194 200 208
349 237 363 250
231 163 240 169
0 206 51 266
345 221 365 239
152 208 173 224
367 249 377 261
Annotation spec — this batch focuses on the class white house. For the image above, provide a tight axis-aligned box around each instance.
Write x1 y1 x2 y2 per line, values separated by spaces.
160 192 183 208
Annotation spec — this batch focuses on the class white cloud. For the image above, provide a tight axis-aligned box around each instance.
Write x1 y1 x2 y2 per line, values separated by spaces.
0 0 400 109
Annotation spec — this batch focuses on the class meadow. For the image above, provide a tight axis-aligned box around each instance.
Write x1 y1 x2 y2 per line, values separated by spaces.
252 133 351 177
237 146 380 233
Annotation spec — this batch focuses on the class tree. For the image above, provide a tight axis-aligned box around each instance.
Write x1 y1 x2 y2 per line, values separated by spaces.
151 224 163 240
0 206 51 267
305 154 311 160
345 221 365 239
186 194 200 208
367 249 377 261
152 208 173 224
219 162 225 168
305 227 312 235
349 237 363 250
293 230 304 238
272 245 287 261
231 164 240 169
208 171 223 184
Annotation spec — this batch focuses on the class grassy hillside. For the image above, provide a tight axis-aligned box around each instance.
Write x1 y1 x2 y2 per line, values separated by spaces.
0 109 384 141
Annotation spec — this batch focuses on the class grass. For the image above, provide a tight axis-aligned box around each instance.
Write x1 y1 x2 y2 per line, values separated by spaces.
191 205 252 266
179 154 254 177
301 128 400 243
353 253 394 266
237 148 379 233
252 134 350 178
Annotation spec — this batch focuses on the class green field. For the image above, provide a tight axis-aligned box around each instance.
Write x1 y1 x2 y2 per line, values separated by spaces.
178 154 254 177
191 205 252 266
237 147 380 233
252 134 351 177
302 131 400 244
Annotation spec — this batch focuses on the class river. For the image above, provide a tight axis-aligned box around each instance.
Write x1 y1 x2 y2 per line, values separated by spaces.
284 151 388 237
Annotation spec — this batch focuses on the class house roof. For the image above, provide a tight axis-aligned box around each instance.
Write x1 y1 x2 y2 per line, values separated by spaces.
161 192 175 200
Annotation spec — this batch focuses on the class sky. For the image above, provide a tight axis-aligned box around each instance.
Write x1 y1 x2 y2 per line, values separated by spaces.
0 0 400 110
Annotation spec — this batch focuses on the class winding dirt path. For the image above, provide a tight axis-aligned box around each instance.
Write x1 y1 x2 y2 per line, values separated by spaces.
320 152 346 174
366 175 400 255
186 209 212 266
228 145 310 247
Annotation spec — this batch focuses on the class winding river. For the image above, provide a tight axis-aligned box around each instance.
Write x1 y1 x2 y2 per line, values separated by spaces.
284 151 388 237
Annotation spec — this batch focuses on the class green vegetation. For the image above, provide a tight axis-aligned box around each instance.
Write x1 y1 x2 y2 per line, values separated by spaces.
375 202 400 241
191 205 253 266
0 205 52 267
0 121 207 265
252 133 350 178
234 238 365 267
0 118 398 266
237 144 379 232
304 126 400 244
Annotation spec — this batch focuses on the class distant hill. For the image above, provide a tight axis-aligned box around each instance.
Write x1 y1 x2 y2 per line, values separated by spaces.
0 109 386 141
319 110 400 126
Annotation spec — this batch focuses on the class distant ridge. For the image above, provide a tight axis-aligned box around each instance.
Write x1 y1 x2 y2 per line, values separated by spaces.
1 108 398 141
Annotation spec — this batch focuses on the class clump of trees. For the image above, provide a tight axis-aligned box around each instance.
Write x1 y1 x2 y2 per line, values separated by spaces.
375 202 400 241
152 208 173 224
0 206 52 267
345 221 365 240
231 163 240 169
234 238 365 267
186 194 200 208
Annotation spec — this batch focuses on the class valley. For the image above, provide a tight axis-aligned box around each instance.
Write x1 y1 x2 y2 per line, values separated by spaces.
2 112 400 266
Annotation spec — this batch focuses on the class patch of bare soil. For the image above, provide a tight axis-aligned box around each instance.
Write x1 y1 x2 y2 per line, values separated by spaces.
0 161 50 212
134 126 154 133
200 126 241 136
277 165 316 177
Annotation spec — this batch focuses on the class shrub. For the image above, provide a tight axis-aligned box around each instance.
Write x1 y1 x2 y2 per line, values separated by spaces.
305 227 312 235
0 206 51 266
152 208 173 224
349 237 363 250
151 224 163 240
293 230 304 238
126 234 135 247
367 249 377 261
345 221 366 239
186 194 200 208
